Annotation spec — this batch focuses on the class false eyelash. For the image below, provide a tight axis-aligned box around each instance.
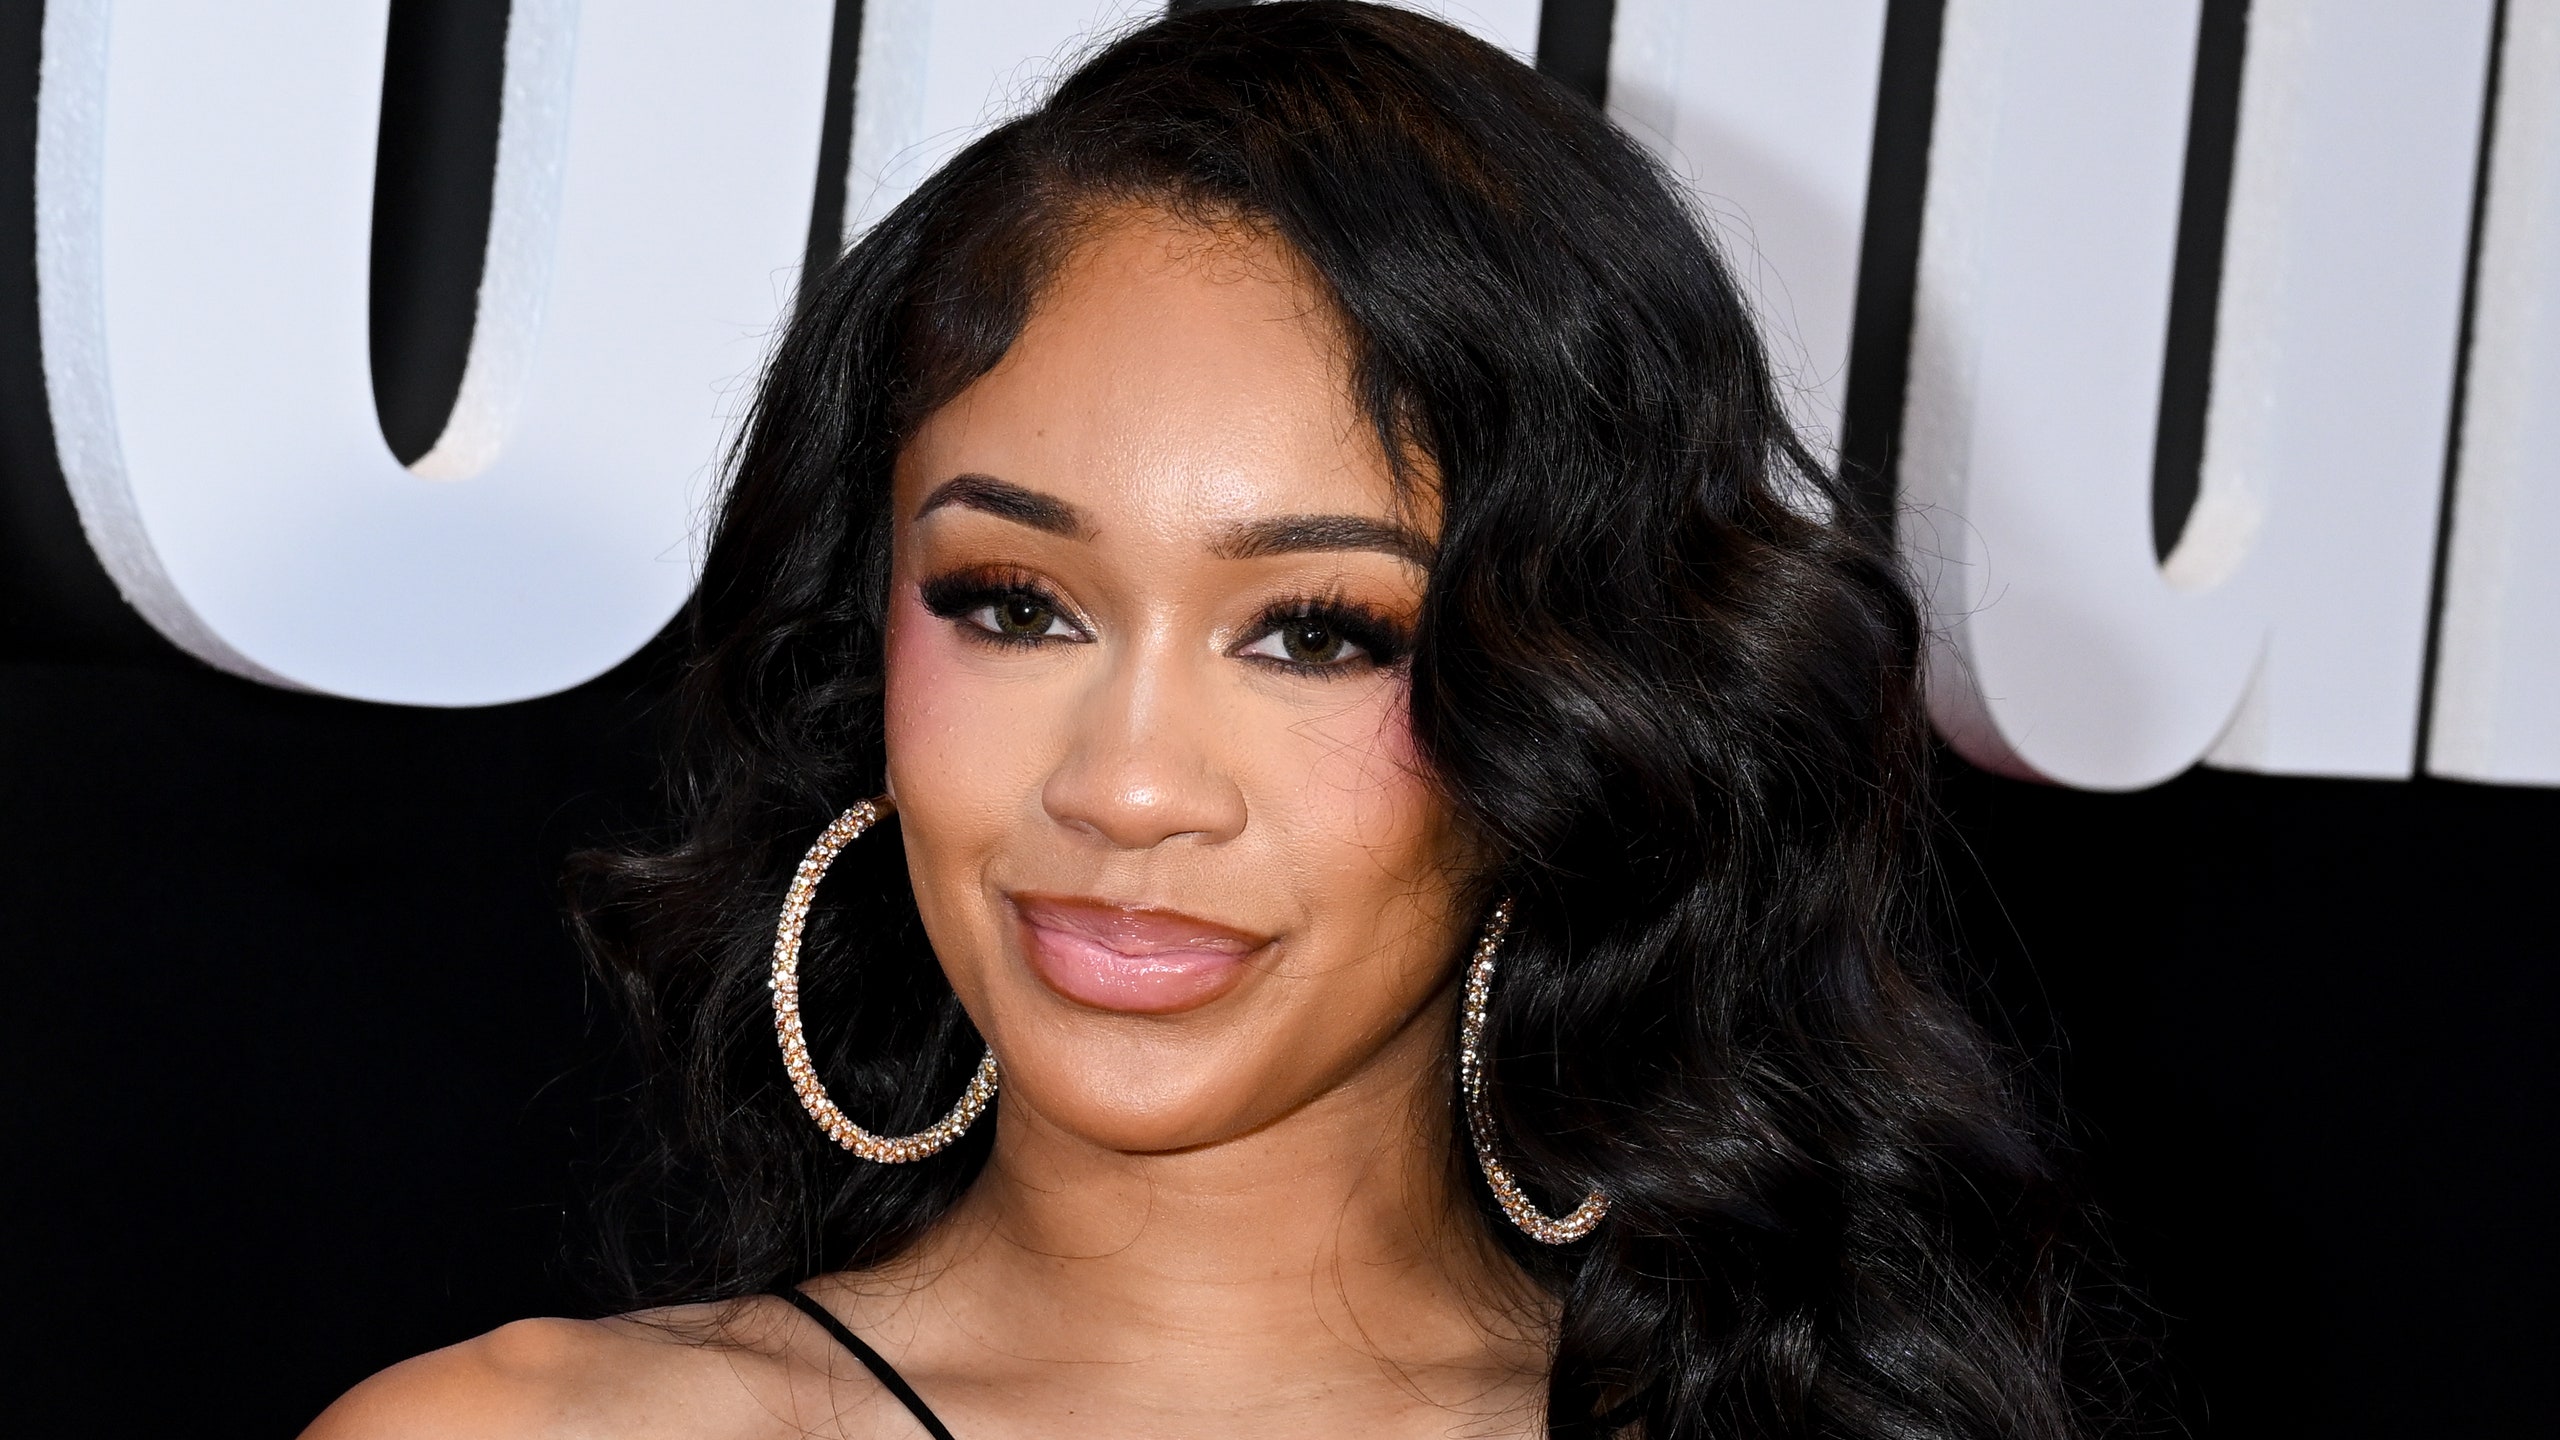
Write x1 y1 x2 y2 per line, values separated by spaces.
918 565 1055 617
918 566 1083 644
1244 593 1416 671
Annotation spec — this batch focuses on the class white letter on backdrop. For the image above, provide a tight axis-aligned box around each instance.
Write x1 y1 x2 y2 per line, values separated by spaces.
1904 0 2495 789
2200 0 2494 778
37 1 834 706
1608 0 1889 455
1900 0 2258 790
838 0 1541 244
2430 0 2560 787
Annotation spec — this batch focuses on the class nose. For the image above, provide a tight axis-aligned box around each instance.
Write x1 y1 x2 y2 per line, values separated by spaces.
1039 635 1248 850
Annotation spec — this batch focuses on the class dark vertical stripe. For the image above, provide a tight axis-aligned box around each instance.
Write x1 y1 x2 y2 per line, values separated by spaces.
2414 0 2514 773
370 0 510 465
1536 0 1616 107
2151 0 2252 563
1835 0 1946 539
800 0 867 306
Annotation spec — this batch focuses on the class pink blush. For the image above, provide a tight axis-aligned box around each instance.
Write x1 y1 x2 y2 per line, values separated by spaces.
881 580 966 760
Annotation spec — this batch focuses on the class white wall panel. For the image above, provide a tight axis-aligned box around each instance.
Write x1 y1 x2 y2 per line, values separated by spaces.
1608 1 1889 454
2430 0 2560 786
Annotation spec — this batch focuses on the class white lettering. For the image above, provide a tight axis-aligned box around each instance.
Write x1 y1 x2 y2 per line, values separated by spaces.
2201 0 2495 779
1903 0 2496 789
37 0 833 705
1901 0 2253 790
2430 0 2560 786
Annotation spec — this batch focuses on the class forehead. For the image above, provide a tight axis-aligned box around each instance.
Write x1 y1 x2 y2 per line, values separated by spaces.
895 211 1423 535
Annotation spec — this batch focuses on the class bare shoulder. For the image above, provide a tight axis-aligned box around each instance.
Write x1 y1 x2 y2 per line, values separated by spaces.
300 1304 795 1440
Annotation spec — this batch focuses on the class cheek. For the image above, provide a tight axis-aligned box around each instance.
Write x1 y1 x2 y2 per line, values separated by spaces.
884 589 1033 794
1277 681 1462 918
881 590 957 792
882 592 1035 912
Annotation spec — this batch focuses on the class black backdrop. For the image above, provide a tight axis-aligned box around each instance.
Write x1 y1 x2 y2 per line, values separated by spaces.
2 2 2553 1436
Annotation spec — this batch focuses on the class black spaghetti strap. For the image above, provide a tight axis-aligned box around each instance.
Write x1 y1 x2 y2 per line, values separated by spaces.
766 1284 960 1440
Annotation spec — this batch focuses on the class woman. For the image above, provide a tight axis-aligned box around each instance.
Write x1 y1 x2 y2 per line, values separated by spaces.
311 5 2141 1437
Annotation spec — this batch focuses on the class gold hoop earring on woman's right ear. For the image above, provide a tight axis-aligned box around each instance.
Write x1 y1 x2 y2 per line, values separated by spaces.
1459 900 1609 1244
768 798 1000 1163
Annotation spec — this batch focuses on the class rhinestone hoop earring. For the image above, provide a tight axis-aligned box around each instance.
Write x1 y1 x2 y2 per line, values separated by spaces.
1459 900 1609 1244
769 798 999 1163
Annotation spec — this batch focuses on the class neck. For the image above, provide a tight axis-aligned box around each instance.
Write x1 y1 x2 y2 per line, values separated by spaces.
872 989 1541 1369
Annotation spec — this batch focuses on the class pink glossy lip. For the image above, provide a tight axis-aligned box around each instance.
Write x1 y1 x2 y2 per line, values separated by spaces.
1012 893 1267 1015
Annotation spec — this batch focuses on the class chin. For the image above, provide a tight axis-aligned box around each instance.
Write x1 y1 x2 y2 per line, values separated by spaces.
993 1029 1288 1154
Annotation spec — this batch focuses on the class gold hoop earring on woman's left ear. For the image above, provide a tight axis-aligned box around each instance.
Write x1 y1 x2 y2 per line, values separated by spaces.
769 798 1000 1163
1460 900 1610 1244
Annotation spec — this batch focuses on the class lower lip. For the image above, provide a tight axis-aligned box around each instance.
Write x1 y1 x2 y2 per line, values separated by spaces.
1017 915 1254 1015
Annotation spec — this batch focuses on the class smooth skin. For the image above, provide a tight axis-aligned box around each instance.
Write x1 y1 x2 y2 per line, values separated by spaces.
305 211 1547 1440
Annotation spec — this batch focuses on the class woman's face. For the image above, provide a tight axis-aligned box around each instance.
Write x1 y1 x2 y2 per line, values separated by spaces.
883 212 1476 1155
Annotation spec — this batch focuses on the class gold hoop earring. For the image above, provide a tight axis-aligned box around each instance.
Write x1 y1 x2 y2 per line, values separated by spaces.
1460 900 1609 1244
769 798 999 1163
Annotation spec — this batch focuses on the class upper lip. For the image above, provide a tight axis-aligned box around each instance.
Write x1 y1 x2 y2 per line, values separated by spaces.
1009 892 1271 956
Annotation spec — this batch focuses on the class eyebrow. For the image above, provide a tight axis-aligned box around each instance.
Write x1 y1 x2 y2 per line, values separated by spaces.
915 474 1087 538
1213 514 1435 569
915 473 1432 567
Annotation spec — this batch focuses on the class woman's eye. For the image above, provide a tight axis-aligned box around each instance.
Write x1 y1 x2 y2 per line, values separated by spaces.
970 595 1072 640
1244 618 1368 667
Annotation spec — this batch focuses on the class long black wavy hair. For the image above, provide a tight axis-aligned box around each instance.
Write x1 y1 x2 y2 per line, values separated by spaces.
575 5 2148 1436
